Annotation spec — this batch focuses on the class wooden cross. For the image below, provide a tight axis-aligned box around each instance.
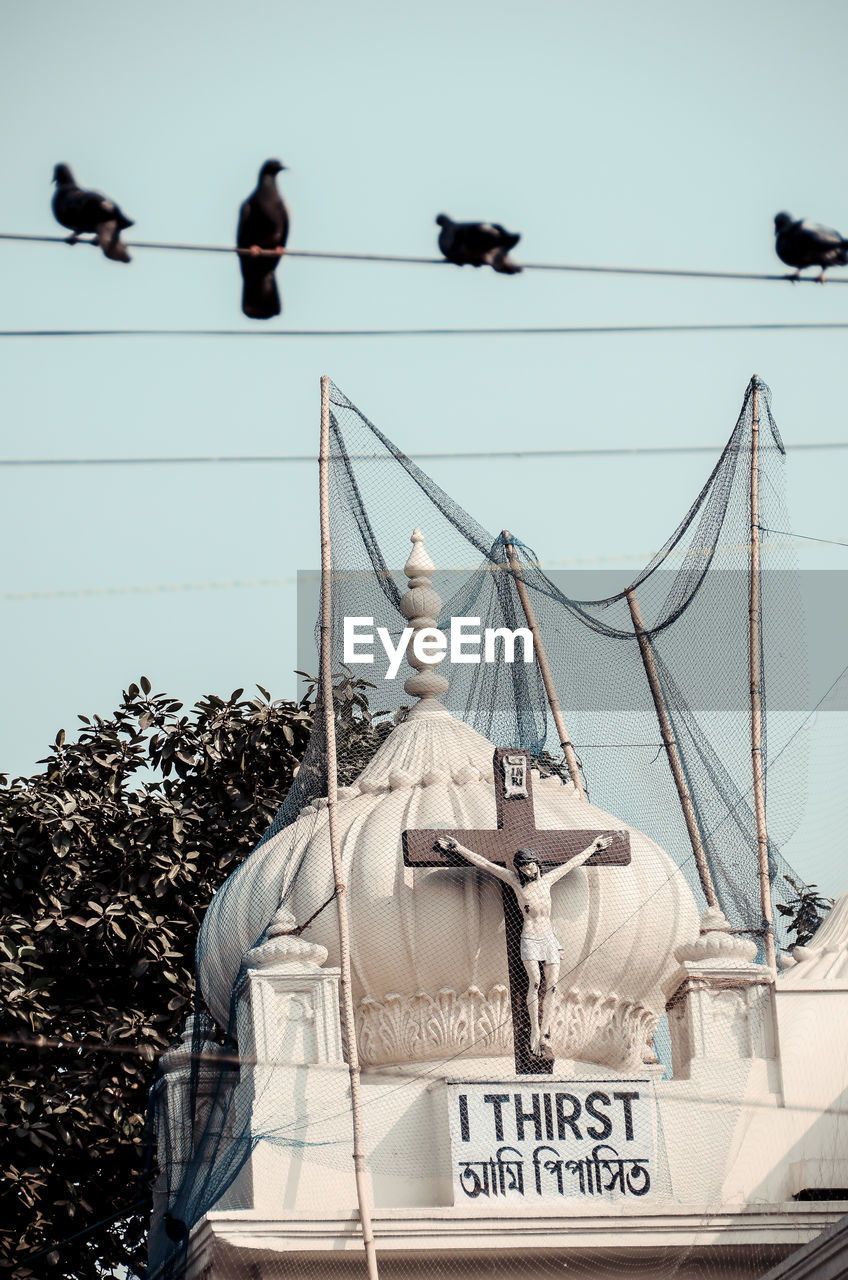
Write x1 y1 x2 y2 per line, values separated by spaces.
402 747 631 1074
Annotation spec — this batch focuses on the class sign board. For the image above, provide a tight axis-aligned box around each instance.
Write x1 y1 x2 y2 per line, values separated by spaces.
447 1080 656 1204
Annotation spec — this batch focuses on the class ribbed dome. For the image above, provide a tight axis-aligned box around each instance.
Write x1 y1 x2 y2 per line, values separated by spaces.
197 697 699 1070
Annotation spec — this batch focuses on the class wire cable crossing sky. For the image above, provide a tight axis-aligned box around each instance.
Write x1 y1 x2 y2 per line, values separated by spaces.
4 229 848 284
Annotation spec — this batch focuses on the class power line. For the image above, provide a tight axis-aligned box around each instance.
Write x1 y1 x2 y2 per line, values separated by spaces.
2 322 848 341
0 577 298 601
1 440 846 469
0 554 664 602
2 230 848 284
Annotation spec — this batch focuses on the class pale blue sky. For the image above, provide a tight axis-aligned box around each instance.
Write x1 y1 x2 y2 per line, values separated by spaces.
1 0 847 890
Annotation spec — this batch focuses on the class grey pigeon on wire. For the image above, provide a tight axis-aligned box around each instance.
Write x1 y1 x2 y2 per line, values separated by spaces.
51 164 134 263
236 159 290 319
774 211 848 281
436 214 522 274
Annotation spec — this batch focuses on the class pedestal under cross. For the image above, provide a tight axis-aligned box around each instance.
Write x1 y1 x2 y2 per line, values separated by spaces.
402 748 631 1074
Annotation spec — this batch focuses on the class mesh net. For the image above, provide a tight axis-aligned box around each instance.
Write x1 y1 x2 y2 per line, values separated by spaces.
147 377 845 1280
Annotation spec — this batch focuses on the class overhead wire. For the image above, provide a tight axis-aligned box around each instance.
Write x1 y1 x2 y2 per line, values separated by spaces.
1 525 844 604
2 229 848 284
1 441 847 468
2 322 848 340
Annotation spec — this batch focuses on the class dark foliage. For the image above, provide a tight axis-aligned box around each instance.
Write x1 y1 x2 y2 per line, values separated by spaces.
0 674 387 1280
776 875 834 949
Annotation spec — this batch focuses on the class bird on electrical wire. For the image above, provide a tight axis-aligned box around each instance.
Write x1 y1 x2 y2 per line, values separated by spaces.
51 164 134 263
774 211 848 282
236 159 290 319
435 214 522 274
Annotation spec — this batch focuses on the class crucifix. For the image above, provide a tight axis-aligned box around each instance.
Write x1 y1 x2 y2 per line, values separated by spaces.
402 747 631 1074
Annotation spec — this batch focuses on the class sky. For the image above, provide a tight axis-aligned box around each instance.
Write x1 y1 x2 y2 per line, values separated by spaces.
1 0 847 893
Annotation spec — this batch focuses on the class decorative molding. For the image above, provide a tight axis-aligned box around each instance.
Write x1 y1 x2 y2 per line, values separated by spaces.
358 985 512 1065
546 988 659 1071
675 906 758 965
355 984 657 1071
243 905 328 971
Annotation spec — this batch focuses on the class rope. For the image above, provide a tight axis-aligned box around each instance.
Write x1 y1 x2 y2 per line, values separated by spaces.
2 230 847 283
758 524 848 549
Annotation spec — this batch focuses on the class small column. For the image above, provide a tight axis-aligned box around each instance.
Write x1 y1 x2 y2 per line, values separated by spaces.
151 1015 230 1260
234 906 356 1215
665 907 775 1084
238 905 344 1068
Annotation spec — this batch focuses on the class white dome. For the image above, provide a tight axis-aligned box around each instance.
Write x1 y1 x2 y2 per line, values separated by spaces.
198 698 699 1071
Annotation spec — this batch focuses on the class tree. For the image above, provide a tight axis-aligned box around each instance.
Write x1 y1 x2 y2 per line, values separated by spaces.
0 674 390 1280
776 875 833 949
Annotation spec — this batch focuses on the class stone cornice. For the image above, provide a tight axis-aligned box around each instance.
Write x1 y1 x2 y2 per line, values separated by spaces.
155 1201 845 1276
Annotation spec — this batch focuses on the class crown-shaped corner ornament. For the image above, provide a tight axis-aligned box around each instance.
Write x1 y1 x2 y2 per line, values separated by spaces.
401 529 450 702
244 904 329 971
674 906 758 964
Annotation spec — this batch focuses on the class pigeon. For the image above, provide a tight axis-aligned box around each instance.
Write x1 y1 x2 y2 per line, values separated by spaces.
774 211 848 281
51 164 134 263
236 159 290 319
436 214 522 274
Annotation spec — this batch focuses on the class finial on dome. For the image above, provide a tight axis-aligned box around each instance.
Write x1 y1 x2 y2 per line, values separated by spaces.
401 529 449 702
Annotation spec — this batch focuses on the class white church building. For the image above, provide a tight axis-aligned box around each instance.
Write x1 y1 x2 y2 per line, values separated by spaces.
150 532 848 1280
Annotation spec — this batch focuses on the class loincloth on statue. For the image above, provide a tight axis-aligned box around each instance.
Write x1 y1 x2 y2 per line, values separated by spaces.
519 929 562 965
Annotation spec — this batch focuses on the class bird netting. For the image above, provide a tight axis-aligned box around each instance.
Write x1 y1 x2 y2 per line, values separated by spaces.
148 376 835 1280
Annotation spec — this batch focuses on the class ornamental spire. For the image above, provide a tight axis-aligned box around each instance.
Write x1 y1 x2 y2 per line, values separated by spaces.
401 529 449 702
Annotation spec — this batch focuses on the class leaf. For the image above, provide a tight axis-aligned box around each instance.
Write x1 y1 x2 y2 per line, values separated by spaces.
140 676 152 695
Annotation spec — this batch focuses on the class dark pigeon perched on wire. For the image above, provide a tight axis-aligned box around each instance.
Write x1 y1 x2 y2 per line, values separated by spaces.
774 211 848 281
436 214 522 274
51 164 134 263
237 159 290 319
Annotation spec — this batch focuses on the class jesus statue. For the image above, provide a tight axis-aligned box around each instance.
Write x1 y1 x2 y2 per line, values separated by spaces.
436 833 617 1059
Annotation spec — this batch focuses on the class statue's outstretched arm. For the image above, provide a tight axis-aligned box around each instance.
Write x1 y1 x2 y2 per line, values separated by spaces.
545 833 619 885
436 837 517 887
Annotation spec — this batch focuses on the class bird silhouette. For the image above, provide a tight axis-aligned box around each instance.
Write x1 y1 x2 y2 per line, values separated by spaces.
774 211 848 281
436 214 522 274
237 160 290 319
51 164 134 263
